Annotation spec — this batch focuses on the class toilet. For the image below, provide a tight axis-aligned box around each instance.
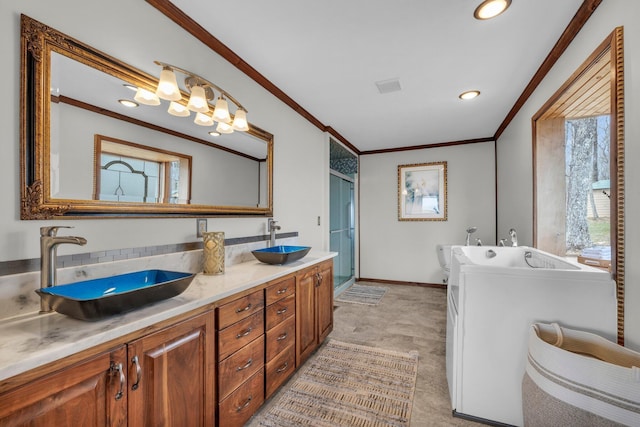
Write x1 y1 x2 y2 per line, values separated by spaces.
436 244 453 283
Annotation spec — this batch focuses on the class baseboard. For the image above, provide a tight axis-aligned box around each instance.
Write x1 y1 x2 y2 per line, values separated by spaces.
452 410 516 427
357 277 446 289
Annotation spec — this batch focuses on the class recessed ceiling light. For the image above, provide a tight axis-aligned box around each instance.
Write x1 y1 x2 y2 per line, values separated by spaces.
474 0 511 20
122 83 137 91
459 90 481 100
118 99 139 108
208 131 221 137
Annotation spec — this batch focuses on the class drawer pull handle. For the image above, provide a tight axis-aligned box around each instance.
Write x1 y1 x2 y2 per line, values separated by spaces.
236 303 252 313
276 332 288 341
131 355 142 391
236 358 253 371
236 395 253 412
110 362 125 401
276 307 288 315
276 362 289 373
236 327 253 338
276 287 288 295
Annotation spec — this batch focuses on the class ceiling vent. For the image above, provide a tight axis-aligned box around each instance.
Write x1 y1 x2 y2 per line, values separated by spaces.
375 78 402 94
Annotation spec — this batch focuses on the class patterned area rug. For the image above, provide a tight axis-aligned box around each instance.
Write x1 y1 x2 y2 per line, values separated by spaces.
335 284 388 306
253 339 418 426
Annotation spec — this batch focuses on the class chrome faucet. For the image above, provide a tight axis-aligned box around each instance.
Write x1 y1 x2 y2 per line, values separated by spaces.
268 219 281 247
465 227 477 246
509 228 518 247
40 226 87 312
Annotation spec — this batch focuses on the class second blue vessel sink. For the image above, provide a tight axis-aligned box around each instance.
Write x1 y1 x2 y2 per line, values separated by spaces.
252 245 311 265
35 269 195 321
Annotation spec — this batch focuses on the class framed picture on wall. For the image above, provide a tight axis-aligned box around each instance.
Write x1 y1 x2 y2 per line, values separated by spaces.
398 161 447 221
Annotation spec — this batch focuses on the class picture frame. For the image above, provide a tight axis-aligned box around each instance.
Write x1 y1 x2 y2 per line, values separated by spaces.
398 161 447 221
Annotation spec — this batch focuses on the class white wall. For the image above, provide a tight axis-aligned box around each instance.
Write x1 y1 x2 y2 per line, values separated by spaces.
360 141 496 284
0 0 328 261
496 0 640 350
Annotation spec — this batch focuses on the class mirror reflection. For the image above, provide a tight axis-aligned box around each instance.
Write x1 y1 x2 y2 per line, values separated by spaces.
21 15 272 219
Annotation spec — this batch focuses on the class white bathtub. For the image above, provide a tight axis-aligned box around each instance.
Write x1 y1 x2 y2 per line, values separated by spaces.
446 246 617 426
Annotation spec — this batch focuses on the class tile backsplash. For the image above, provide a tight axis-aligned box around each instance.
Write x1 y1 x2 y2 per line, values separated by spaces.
0 233 298 321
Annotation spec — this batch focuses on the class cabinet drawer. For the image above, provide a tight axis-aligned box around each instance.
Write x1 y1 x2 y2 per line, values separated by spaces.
217 289 265 330
265 276 295 305
218 335 265 401
218 369 265 427
265 293 295 330
265 345 295 399
265 315 295 362
218 311 264 361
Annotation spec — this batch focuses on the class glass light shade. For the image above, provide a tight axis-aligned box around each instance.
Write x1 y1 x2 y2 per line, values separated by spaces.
134 88 160 106
231 109 249 132
212 97 231 123
474 0 511 20
186 85 209 113
168 101 190 117
216 121 234 134
194 112 214 126
155 67 182 101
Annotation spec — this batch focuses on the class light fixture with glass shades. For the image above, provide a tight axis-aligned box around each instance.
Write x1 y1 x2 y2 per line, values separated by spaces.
474 0 511 20
134 61 249 133
146 61 250 133
459 90 481 100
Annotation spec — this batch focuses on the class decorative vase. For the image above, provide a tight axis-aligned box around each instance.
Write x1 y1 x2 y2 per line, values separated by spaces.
203 231 225 275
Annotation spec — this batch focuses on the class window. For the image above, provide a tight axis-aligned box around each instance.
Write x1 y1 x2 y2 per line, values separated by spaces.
94 135 192 204
532 28 625 344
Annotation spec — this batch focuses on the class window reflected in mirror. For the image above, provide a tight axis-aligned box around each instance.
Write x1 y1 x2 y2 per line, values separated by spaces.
94 135 192 204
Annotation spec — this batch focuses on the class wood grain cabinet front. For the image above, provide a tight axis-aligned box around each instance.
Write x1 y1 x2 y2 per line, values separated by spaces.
296 260 334 367
0 311 215 427
264 276 297 399
216 290 266 426
0 347 127 427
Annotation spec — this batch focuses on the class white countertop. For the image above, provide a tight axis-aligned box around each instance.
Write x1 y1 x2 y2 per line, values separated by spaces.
0 251 336 382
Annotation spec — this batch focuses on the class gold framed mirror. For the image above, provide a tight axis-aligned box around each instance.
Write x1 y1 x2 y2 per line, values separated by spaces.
20 15 273 219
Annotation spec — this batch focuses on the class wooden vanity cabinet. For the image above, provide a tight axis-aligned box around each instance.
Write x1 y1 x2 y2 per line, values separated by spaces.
0 346 127 427
216 289 265 427
264 276 296 398
127 311 215 427
296 259 334 367
0 257 334 427
0 311 215 427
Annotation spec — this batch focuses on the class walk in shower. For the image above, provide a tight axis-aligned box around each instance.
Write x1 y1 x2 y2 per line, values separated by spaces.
329 140 357 292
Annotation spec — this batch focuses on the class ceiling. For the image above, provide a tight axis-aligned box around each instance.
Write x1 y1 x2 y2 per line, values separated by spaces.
167 0 588 153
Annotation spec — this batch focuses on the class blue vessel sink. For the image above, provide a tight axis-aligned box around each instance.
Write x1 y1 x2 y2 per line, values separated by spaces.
35 270 195 321
252 245 311 265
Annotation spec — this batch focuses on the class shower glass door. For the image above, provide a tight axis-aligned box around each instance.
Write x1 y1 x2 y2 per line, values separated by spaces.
330 172 355 290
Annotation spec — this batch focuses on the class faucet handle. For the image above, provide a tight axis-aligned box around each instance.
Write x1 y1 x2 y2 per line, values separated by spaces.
40 226 73 237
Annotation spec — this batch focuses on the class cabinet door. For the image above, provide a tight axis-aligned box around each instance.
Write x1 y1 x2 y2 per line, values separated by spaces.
296 267 318 366
316 260 334 343
0 346 127 427
127 312 215 427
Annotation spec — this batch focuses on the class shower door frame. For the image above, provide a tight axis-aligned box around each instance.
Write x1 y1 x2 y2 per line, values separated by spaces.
330 169 356 294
